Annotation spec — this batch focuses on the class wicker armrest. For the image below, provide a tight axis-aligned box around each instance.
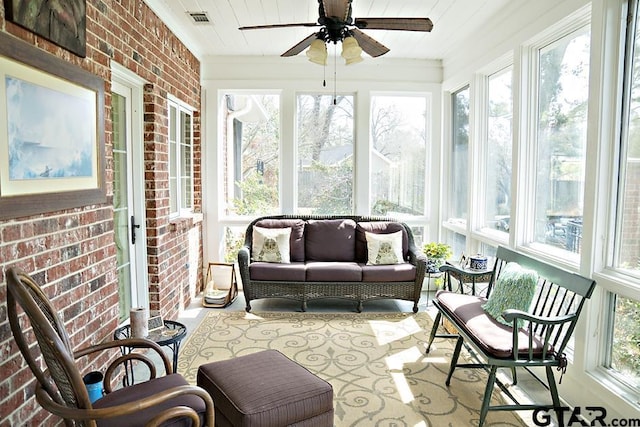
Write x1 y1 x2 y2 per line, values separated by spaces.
74 338 173 389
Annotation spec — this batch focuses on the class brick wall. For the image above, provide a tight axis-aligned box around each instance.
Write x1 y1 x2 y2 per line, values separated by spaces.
621 159 640 268
0 1 202 425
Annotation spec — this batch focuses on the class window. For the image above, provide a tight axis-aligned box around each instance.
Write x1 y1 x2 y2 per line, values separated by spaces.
483 68 513 237
221 93 280 217
370 95 428 217
605 0 640 392
449 87 470 225
297 94 354 215
168 99 194 216
532 28 590 257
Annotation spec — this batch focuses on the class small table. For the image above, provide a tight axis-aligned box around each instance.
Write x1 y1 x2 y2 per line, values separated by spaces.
114 320 187 385
439 261 494 297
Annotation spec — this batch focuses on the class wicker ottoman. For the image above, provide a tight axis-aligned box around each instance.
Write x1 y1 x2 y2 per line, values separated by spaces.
197 350 334 427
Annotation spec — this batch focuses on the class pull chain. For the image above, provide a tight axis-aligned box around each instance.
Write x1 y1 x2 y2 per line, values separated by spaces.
333 47 337 105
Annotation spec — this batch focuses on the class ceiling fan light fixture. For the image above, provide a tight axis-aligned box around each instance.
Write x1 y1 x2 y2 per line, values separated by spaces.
341 36 363 65
306 39 328 65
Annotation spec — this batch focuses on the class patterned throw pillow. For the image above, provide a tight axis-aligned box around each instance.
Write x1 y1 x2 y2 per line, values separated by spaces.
482 262 538 327
365 231 404 265
252 227 291 263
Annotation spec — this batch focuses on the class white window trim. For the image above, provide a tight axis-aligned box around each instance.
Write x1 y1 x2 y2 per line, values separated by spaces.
518 10 591 265
168 95 195 218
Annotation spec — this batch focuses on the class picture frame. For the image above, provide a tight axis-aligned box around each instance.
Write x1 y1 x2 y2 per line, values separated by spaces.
0 32 105 220
147 315 164 332
3 0 87 57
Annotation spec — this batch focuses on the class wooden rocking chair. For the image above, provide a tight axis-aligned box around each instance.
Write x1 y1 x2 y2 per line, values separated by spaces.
6 267 214 426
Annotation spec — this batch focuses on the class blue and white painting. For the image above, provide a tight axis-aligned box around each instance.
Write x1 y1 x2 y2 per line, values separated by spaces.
6 75 95 180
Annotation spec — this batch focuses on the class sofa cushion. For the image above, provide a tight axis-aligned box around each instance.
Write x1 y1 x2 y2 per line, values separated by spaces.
252 227 291 263
306 262 362 282
305 219 356 262
365 230 404 265
249 262 307 281
355 222 408 263
361 263 416 282
435 290 548 359
254 219 306 262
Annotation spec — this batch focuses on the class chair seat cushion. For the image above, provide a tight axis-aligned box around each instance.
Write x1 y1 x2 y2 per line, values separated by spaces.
197 350 334 427
94 373 207 427
435 290 548 358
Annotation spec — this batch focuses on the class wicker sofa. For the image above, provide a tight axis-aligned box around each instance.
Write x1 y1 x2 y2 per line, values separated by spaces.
237 215 427 312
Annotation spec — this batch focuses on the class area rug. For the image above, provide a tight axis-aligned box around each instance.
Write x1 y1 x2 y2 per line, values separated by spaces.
177 311 526 427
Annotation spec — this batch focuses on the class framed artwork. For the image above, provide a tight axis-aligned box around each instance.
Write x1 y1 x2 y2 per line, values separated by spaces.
3 0 87 57
0 32 105 220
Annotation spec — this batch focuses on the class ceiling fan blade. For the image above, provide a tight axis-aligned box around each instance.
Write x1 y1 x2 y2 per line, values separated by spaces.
239 22 318 31
350 28 389 58
322 0 350 20
354 17 434 32
281 33 319 57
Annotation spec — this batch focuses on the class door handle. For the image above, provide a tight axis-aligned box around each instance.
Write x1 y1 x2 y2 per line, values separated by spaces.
130 215 141 244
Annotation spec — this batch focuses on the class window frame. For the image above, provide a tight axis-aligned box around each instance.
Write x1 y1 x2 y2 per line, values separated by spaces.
590 0 640 400
520 16 591 266
473 63 514 247
168 96 195 218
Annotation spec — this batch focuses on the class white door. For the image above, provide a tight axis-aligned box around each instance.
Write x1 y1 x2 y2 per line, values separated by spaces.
111 72 148 322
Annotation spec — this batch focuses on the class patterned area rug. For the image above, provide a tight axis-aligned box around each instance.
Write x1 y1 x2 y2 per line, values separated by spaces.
177 311 526 427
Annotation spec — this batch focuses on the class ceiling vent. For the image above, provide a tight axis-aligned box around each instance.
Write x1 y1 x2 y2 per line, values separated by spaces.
188 11 211 24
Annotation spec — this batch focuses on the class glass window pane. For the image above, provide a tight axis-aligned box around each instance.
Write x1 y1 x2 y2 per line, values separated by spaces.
370 95 428 217
450 87 470 223
223 94 280 217
224 226 246 263
534 29 590 255
297 94 354 215
616 9 640 275
608 295 640 389
445 230 467 259
484 69 513 234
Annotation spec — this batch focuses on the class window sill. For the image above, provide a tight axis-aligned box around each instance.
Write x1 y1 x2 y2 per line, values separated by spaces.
169 212 203 233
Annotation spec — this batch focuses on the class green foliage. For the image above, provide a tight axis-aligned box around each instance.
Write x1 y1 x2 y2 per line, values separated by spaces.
611 297 640 383
422 242 452 259
232 171 278 216
305 160 353 215
224 228 245 264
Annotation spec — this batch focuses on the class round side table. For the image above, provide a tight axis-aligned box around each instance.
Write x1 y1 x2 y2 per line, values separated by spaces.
113 320 187 386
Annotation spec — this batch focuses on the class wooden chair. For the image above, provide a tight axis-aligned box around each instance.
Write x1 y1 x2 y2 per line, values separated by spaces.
426 246 596 427
6 267 214 427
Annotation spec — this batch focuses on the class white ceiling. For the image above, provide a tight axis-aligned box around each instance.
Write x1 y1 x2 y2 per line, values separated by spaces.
144 0 511 61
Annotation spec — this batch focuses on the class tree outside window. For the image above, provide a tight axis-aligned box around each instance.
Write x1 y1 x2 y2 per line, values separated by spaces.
297 94 354 215
484 69 513 235
222 94 280 217
534 29 590 254
370 95 428 217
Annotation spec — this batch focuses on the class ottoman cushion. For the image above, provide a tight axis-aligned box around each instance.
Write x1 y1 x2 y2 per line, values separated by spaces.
197 350 333 427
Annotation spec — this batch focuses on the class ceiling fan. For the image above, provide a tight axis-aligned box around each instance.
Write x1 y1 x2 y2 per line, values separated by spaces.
238 0 433 60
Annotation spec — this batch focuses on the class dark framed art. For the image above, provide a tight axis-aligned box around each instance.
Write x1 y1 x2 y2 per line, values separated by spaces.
0 32 105 220
3 0 87 57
